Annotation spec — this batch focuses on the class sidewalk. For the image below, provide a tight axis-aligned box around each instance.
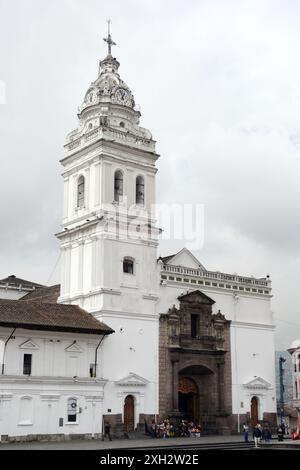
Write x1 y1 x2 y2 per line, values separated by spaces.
0 434 246 450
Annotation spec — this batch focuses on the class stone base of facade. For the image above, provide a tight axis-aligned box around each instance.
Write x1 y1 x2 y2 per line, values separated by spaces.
102 413 155 437
0 413 156 443
0 433 102 443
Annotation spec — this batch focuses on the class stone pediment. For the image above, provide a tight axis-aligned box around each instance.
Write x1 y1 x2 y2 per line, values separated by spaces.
19 339 40 350
115 372 149 387
178 290 215 305
243 377 272 390
65 342 83 353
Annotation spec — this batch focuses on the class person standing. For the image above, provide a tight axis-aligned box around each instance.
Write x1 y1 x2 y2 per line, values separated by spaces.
277 425 284 442
102 421 112 441
243 423 249 443
262 426 271 444
253 424 262 448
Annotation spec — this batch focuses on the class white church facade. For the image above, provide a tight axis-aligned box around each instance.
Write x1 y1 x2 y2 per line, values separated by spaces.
0 27 276 440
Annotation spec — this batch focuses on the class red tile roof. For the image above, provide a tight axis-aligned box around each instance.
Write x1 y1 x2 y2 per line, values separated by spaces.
21 285 60 303
0 299 114 335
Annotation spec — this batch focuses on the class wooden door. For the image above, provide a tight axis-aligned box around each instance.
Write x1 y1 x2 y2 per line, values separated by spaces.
251 396 258 426
124 395 135 432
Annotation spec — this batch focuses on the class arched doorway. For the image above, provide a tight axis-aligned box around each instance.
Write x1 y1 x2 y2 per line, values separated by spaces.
251 396 259 427
124 395 135 432
178 377 199 421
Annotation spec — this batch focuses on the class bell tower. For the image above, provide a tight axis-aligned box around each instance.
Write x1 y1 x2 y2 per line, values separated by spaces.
56 24 160 426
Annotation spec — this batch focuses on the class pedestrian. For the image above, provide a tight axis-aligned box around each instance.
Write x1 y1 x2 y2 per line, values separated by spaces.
253 424 262 448
262 426 271 444
102 421 112 441
277 425 284 442
150 420 157 438
243 423 249 442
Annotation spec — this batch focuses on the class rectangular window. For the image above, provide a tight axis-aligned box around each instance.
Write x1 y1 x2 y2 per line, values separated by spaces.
169 276 174 280
23 354 32 375
89 363 96 378
123 259 134 274
191 314 198 339
67 398 78 423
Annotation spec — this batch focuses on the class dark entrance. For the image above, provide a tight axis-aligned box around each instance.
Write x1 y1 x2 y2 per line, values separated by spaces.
124 395 135 432
251 396 258 427
178 377 199 421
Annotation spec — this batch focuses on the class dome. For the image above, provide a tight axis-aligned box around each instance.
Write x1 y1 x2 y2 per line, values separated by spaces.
290 340 300 349
78 54 136 116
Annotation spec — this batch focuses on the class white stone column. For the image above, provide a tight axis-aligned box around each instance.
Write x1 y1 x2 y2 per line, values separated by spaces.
63 177 69 221
94 161 101 207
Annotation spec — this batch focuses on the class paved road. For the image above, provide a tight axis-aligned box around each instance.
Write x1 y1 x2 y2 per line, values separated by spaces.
0 435 252 450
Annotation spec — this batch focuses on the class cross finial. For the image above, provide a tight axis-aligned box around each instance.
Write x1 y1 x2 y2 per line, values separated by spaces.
103 19 116 55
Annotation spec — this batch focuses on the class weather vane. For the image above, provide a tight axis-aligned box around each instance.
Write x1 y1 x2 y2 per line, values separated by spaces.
103 19 116 55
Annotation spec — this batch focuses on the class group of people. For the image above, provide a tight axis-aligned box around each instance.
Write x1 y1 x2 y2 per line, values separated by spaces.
243 422 293 447
149 419 202 438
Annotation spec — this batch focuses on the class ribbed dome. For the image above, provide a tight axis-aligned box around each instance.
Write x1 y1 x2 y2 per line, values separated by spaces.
78 54 135 116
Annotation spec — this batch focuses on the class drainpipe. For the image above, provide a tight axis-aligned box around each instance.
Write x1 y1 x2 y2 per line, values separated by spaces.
94 335 106 378
1 328 16 375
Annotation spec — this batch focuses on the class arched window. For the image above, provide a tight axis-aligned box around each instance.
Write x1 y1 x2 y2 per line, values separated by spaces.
114 170 123 202
123 257 134 274
67 397 78 423
77 175 85 208
136 175 144 205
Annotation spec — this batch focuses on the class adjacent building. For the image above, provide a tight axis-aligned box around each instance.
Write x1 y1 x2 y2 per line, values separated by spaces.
0 299 113 441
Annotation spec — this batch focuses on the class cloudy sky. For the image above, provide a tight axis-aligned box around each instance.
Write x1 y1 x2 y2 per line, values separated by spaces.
1 0 300 349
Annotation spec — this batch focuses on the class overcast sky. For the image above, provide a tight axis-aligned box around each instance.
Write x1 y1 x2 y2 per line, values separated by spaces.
1 0 300 349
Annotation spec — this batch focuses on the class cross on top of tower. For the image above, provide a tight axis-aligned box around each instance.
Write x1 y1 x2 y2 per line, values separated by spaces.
103 19 116 56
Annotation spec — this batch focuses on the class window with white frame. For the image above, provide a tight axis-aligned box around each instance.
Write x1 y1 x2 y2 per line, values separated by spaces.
123 257 134 274
23 354 32 375
77 175 85 208
136 175 145 205
67 397 78 423
114 170 123 202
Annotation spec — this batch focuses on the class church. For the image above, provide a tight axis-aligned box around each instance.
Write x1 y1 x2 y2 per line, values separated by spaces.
0 27 276 441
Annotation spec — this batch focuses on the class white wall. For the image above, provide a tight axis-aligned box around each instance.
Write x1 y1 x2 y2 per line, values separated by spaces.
0 327 108 438
158 282 276 419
